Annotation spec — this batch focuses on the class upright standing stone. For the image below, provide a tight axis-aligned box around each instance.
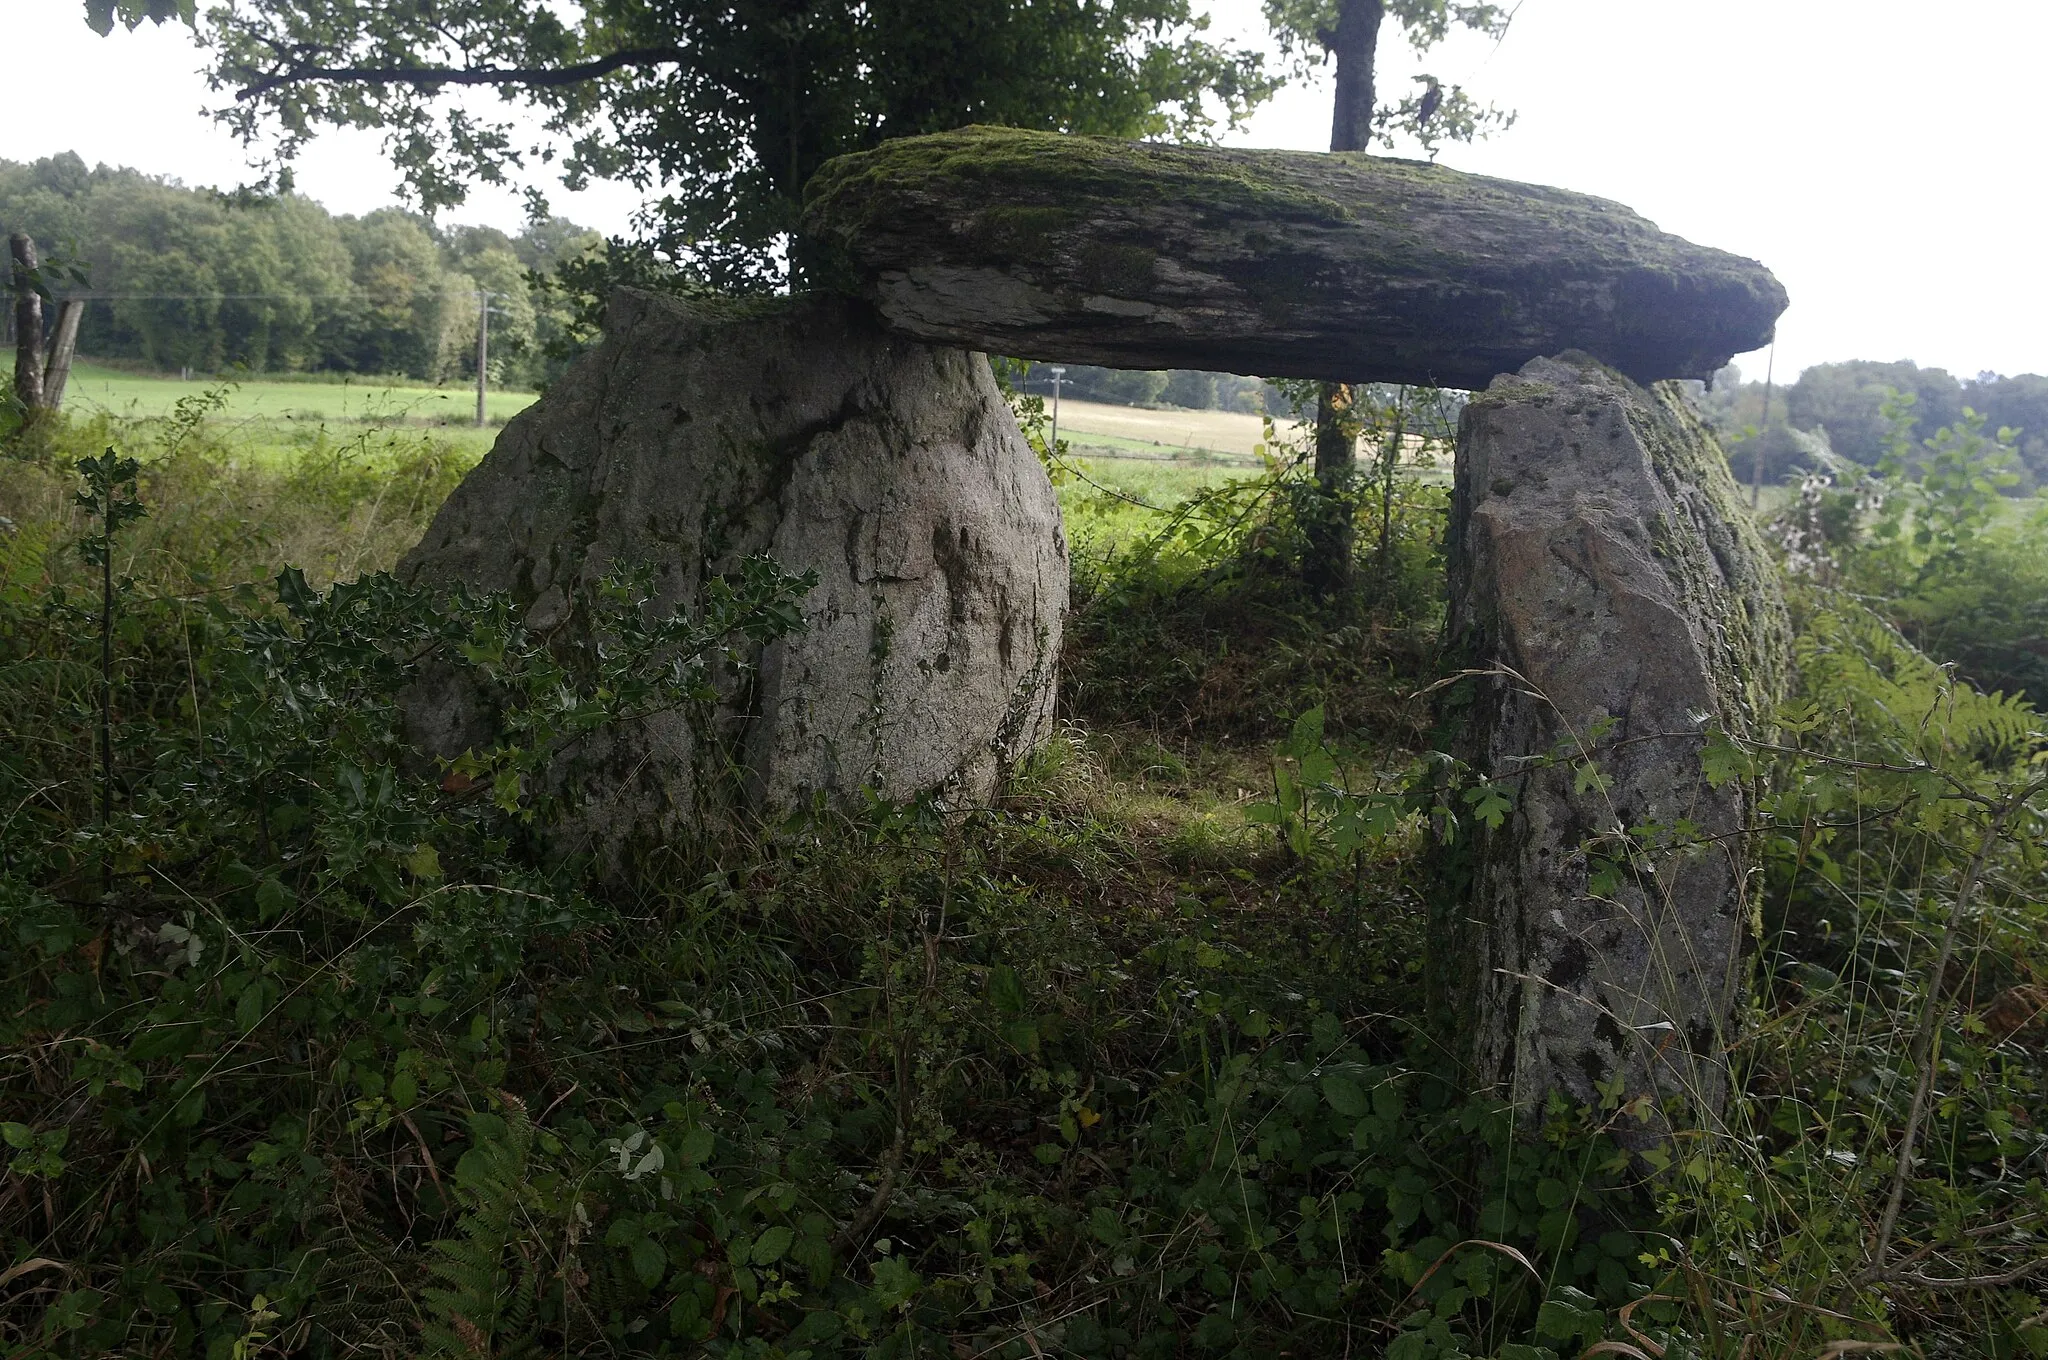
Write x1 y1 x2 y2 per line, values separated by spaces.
401 288 1067 865
1435 354 1788 1137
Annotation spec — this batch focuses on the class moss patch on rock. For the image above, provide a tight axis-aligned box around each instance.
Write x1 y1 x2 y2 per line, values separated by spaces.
797 127 1788 389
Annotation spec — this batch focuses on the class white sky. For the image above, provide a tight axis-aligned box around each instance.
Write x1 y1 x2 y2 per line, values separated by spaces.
10 0 2046 383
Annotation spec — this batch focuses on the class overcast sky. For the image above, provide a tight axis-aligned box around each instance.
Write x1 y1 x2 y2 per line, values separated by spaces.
12 0 2046 383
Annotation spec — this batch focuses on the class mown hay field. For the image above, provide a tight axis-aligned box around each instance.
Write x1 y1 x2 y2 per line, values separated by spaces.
1053 397 1296 459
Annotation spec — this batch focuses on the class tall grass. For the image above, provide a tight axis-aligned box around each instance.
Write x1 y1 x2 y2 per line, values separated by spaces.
3 397 2048 1359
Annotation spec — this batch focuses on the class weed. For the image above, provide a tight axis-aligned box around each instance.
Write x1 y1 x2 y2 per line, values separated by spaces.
6 394 2048 1359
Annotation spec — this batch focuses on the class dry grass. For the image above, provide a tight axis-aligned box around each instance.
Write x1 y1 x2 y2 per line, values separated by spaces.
1053 398 1302 458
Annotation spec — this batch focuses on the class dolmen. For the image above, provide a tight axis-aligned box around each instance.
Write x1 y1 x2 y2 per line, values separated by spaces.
408 125 1791 1136
799 127 1790 1132
800 126 1785 390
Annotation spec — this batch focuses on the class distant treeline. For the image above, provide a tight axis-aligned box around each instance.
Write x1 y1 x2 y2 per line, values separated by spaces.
1705 359 2048 489
0 152 600 388
1013 363 1284 415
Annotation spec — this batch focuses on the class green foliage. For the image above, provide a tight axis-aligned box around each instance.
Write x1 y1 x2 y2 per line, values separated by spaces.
83 0 194 34
0 152 599 384
1676 586 2048 1356
1 409 1680 1359
1707 358 2048 489
1 392 478 592
0 439 822 1355
420 1099 543 1358
1062 379 1453 743
1261 0 1516 153
151 0 1277 292
1010 363 1271 414
1245 705 1424 864
13 381 2048 1359
1773 395 2048 706
1787 358 1969 472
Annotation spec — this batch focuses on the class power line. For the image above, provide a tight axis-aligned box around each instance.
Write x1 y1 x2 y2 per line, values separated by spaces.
53 288 499 301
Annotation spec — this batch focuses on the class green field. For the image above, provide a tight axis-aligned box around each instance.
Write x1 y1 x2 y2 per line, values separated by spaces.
33 362 1452 546
57 361 538 426
28 361 531 467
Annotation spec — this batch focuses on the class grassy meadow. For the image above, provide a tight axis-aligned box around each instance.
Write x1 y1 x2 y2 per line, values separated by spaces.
57 361 538 425
40 361 533 467
28 361 1366 562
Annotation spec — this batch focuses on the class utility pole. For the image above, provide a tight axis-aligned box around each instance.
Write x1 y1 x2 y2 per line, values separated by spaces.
475 287 490 428
1048 366 1067 456
1751 344 1775 511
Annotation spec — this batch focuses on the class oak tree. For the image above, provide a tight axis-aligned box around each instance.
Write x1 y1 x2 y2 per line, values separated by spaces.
91 0 1276 291
1263 0 1513 595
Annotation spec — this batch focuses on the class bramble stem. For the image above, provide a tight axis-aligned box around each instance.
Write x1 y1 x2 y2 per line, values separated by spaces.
1869 782 2040 1272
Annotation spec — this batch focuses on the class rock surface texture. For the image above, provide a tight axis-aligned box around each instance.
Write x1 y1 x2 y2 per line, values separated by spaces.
400 288 1067 862
800 127 1787 390
1436 355 1789 1135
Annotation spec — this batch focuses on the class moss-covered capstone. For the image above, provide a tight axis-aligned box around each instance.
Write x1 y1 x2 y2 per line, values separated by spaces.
1433 354 1789 1139
799 127 1787 390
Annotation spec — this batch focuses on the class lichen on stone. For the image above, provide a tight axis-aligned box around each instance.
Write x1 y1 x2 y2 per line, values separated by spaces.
798 127 1788 388
1433 351 1790 1143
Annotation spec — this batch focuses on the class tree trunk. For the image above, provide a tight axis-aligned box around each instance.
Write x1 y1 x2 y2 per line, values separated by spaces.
1328 0 1383 153
10 232 44 411
42 299 83 409
1306 381 1357 597
1310 0 1383 595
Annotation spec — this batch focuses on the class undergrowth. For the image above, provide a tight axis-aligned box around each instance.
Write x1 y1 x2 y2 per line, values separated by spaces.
3 393 2048 1359
1056 380 1452 747
1775 392 2048 706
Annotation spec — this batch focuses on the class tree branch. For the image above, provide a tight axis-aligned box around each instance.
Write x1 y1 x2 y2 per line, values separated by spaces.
233 46 688 103
1872 1254 2048 1292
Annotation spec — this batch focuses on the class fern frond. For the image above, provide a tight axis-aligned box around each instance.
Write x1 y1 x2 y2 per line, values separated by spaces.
1795 590 2045 770
419 1100 541 1359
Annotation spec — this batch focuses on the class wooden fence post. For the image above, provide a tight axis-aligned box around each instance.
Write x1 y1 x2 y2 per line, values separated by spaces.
42 299 83 409
9 232 44 411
